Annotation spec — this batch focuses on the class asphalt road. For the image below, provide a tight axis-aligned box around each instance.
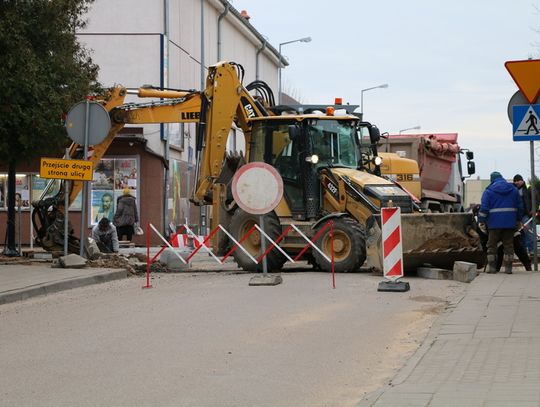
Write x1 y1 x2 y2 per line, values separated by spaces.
0 270 466 407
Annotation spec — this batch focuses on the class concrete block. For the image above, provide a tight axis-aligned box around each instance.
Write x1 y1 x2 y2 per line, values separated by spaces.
85 238 101 260
33 252 53 260
417 267 453 280
453 261 478 283
58 254 87 269
159 248 191 271
249 274 283 286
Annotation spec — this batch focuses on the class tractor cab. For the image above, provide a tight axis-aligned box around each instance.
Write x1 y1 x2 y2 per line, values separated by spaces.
248 115 372 220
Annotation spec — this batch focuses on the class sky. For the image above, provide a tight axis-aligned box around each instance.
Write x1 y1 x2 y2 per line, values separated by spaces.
231 0 540 181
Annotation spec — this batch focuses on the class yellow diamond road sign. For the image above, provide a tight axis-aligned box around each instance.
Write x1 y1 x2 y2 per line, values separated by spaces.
40 157 93 181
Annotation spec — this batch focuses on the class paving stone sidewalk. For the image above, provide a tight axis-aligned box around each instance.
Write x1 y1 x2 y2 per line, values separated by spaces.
359 269 540 407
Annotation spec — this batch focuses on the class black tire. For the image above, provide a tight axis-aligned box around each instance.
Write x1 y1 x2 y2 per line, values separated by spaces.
314 217 366 272
229 209 286 272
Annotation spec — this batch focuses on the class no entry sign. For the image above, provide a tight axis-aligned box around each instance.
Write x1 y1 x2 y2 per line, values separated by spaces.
231 162 283 215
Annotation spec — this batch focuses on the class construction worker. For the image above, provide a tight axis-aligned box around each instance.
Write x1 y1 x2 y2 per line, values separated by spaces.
91 217 119 253
478 171 523 274
473 205 531 271
513 174 538 255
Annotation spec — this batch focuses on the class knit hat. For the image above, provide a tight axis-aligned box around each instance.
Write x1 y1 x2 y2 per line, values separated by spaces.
513 174 524 182
490 171 503 183
123 188 131 195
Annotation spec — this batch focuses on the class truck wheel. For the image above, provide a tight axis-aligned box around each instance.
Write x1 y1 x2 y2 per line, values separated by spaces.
229 209 286 272
314 217 366 272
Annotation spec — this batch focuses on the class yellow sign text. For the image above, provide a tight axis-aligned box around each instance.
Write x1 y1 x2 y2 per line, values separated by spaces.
40 158 93 181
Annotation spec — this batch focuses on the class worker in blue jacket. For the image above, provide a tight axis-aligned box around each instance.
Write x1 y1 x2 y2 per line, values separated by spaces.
478 171 523 274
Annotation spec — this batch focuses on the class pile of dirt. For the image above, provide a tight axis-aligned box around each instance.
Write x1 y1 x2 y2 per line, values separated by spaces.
415 231 480 251
87 255 141 275
0 254 33 265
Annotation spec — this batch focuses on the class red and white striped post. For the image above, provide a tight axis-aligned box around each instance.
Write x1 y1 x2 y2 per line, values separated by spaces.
378 207 410 292
382 207 403 280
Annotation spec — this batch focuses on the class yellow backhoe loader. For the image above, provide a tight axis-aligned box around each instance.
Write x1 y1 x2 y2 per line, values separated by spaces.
32 61 482 273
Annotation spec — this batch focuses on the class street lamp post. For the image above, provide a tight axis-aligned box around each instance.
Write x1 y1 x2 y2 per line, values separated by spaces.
399 125 421 134
360 83 388 116
278 36 312 104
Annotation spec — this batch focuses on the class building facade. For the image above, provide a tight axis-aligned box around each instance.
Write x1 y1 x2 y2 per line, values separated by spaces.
0 0 283 246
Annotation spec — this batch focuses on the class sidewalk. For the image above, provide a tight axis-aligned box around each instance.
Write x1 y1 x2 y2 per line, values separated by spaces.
359 267 540 407
0 262 129 305
0 247 242 305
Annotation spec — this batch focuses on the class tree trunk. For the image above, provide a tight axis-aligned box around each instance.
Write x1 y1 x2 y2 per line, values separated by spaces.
3 161 19 256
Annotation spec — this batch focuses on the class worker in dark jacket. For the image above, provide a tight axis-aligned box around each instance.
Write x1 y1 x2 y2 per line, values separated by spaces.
513 174 538 254
478 172 523 274
473 205 531 271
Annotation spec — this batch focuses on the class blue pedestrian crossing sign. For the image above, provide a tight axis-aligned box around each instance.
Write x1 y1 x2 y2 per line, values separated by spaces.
513 104 540 141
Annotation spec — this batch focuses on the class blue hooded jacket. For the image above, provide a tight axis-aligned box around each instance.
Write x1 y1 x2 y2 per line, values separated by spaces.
478 177 523 229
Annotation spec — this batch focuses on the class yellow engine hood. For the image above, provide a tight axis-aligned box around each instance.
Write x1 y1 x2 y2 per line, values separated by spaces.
329 167 395 188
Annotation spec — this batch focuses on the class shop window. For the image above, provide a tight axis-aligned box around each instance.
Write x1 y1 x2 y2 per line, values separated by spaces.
0 174 31 209
0 174 83 211
0 156 138 218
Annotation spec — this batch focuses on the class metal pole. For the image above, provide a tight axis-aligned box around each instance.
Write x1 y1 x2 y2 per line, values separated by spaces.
198 0 207 236
278 44 282 105
17 201 21 253
360 91 364 115
29 202 33 250
64 147 69 256
531 140 538 271
79 99 90 257
260 215 268 275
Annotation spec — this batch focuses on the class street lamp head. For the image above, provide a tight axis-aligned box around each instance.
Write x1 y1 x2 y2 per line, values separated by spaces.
360 83 389 114
278 36 312 105
399 125 421 134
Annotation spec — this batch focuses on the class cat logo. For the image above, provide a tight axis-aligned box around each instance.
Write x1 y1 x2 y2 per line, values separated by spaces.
244 103 256 118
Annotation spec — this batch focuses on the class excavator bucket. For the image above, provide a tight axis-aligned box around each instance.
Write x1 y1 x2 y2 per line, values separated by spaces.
365 212 484 273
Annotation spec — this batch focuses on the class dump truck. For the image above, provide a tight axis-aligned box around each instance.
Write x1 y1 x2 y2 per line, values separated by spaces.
378 133 475 212
32 62 482 272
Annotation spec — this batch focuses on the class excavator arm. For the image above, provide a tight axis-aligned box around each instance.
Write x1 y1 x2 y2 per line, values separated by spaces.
32 61 271 252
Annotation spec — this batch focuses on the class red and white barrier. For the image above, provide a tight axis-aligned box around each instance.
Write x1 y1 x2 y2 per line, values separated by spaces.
381 207 403 280
144 220 337 288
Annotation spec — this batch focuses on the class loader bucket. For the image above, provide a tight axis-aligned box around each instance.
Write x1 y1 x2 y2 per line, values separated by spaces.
365 212 484 274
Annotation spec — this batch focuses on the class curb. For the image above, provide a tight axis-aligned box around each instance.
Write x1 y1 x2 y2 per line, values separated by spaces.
0 269 129 305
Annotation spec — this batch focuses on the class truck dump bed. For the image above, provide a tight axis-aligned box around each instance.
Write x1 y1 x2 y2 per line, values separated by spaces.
383 133 459 191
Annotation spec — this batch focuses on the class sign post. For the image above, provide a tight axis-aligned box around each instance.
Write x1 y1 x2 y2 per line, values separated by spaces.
65 100 110 257
505 59 540 271
231 162 284 286
64 149 69 256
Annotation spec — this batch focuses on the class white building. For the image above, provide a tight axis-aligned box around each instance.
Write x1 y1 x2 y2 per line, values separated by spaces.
78 0 284 235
